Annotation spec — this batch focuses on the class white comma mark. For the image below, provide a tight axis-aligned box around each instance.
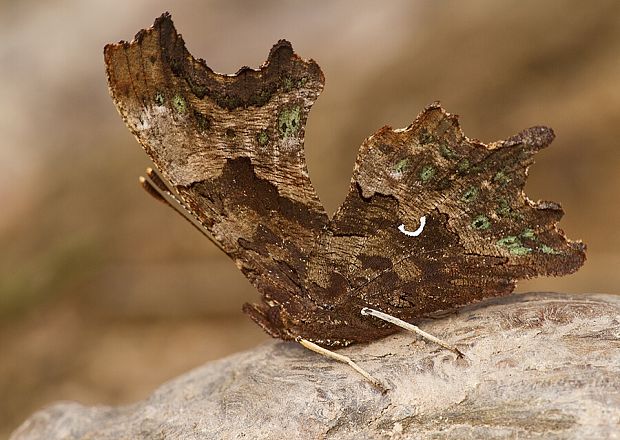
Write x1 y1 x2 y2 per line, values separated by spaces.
398 216 426 237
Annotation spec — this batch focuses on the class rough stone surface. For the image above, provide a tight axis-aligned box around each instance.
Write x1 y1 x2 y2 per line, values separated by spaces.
11 292 620 439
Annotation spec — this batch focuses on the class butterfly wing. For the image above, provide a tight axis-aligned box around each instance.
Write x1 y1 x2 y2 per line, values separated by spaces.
105 15 586 346
104 14 329 338
307 104 585 338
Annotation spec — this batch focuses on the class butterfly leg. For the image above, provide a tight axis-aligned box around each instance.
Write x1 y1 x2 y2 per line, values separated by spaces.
296 337 387 392
361 308 463 357
139 168 225 253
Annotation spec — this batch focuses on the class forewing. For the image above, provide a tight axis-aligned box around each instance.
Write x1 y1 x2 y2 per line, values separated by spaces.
104 14 328 314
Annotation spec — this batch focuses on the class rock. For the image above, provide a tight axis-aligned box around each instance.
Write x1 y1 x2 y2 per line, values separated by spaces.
11 292 620 439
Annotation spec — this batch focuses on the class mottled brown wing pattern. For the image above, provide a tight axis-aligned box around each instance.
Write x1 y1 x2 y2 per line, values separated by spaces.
105 14 333 338
105 14 586 346
296 105 585 345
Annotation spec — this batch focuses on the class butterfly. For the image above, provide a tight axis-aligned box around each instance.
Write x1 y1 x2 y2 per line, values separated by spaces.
104 13 585 351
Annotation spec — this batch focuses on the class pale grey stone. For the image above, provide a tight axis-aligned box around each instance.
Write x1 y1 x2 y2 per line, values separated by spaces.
11 293 620 439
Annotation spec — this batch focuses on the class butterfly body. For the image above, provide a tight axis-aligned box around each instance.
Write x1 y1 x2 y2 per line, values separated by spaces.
105 14 585 347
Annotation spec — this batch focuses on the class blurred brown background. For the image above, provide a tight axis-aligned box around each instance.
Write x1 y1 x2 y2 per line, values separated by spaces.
1 0 619 436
